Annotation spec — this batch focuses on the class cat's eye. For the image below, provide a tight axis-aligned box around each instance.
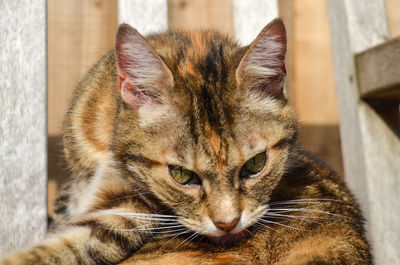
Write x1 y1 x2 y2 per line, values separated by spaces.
240 151 267 179
169 166 200 186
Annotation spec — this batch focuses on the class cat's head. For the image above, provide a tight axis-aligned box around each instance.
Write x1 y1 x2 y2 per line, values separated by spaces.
113 19 297 241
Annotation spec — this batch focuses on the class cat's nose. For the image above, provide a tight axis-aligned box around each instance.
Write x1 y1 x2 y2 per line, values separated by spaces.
214 218 240 232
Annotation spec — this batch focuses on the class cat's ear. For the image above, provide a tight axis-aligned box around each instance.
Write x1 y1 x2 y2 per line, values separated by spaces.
115 24 174 110
236 18 286 98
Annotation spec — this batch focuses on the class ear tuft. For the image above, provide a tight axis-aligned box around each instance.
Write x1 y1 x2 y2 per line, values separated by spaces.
236 18 287 97
115 24 173 109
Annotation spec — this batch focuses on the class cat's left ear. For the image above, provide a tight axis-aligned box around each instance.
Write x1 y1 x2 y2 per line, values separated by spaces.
236 18 286 98
115 24 174 110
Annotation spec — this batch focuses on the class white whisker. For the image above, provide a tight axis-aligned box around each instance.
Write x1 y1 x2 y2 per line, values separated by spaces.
266 208 356 220
255 221 279 233
174 232 198 250
270 198 345 204
112 213 179 222
260 219 307 231
264 213 322 224
160 229 192 248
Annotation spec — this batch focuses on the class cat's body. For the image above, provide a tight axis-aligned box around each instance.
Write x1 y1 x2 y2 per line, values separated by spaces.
1 19 371 265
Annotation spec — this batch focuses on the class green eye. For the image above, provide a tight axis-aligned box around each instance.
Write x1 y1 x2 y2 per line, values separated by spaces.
169 166 200 185
240 152 267 179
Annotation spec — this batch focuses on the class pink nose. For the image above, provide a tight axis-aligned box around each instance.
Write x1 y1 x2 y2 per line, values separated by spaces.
214 218 240 232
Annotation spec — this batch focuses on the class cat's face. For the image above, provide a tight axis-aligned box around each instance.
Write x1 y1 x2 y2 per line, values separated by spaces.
113 19 297 239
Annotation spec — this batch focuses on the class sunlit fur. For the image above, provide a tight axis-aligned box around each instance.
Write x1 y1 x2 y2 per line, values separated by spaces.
0 19 371 265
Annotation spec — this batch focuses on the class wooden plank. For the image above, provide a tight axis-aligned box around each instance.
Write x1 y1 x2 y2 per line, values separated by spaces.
118 0 168 34
327 1 400 264
232 0 278 45
48 0 118 136
168 0 233 35
47 0 84 136
327 0 388 210
356 36 400 98
291 0 339 125
278 0 294 103
47 0 118 212
278 0 343 174
386 0 400 37
0 0 47 255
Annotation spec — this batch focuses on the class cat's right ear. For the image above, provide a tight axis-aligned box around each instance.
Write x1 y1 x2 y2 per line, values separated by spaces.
115 24 174 110
236 19 287 98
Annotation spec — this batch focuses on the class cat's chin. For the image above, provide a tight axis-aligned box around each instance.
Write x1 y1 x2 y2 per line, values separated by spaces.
206 229 252 245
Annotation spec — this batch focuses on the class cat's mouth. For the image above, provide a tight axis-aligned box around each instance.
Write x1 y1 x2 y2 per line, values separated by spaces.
206 229 252 245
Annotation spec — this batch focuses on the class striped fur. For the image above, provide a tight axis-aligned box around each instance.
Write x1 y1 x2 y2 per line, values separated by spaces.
0 19 371 265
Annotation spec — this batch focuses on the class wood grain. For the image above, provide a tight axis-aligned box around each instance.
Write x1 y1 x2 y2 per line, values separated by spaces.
47 0 118 212
292 0 339 125
327 1 400 264
386 0 400 37
168 0 233 35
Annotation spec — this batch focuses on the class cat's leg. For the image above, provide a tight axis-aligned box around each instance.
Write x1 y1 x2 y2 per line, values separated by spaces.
121 250 249 265
0 167 163 265
274 223 372 265
0 207 156 265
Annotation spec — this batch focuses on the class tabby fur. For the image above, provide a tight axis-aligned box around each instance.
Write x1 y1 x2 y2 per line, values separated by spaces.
0 19 371 265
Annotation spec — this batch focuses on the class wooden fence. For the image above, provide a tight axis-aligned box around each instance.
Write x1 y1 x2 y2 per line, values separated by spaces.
1 0 399 263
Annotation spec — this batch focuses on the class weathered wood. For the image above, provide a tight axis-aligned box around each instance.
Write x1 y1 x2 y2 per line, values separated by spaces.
386 0 400 37
232 0 278 45
278 0 294 102
356 36 400 98
168 0 233 35
277 0 343 173
0 0 47 255
327 0 400 264
291 0 339 125
118 0 168 34
48 0 118 136
47 0 118 212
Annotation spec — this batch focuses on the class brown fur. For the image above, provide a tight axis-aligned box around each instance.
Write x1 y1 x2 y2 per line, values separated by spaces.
0 19 371 265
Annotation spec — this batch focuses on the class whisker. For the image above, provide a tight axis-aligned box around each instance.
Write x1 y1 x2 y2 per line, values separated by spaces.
260 219 307 231
133 225 185 231
148 228 189 234
254 221 279 233
106 227 188 234
160 229 192 248
266 208 357 221
269 198 345 204
112 213 179 222
174 232 198 250
114 213 179 218
264 213 322 224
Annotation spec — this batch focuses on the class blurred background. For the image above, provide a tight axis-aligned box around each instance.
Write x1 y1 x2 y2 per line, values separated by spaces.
47 0 400 213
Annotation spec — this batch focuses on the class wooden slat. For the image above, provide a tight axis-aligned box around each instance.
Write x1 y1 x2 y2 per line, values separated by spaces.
356 36 400 98
278 0 343 174
327 0 389 210
327 1 400 264
119 0 168 34
47 0 118 212
386 0 400 37
48 0 118 136
291 0 339 125
278 0 294 102
232 0 278 45
168 0 233 35
0 0 47 255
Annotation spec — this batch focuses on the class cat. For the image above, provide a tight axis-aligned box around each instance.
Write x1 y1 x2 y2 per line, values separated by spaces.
0 18 371 265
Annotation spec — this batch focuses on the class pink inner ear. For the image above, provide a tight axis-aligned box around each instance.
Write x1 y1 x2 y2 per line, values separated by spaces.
115 24 174 110
236 19 287 96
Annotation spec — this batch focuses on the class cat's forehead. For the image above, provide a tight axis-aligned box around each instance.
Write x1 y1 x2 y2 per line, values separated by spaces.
148 31 240 82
